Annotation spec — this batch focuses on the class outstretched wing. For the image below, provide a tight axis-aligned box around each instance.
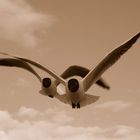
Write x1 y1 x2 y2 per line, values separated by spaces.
0 52 66 85
60 65 89 78
0 58 41 82
83 32 140 91
57 65 110 89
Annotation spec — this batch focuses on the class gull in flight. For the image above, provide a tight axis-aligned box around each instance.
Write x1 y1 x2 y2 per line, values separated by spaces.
0 32 139 108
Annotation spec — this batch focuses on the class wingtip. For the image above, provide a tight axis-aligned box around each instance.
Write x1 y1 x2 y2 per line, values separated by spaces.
136 32 140 37
105 86 110 90
127 32 140 45
134 32 140 40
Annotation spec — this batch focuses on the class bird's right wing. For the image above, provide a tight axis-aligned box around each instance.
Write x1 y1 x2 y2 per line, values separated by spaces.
0 58 41 82
83 32 140 91
0 52 66 85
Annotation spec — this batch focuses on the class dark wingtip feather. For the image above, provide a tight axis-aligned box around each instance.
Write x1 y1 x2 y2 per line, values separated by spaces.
129 32 140 44
105 86 110 90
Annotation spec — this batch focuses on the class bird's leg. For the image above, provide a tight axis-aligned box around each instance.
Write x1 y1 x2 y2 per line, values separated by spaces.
77 102 80 109
48 95 54 98
72 103 76 109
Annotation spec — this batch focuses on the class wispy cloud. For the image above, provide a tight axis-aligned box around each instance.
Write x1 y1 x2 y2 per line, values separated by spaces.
95 100 131 112
0 107 140 140
0 0 53 48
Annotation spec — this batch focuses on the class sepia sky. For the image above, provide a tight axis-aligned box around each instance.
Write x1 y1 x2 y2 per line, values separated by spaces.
0 0 140 139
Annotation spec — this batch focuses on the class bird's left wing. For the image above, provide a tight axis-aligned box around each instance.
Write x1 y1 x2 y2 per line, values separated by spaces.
0 52 66 85
83 32 140 91
0 58 41 82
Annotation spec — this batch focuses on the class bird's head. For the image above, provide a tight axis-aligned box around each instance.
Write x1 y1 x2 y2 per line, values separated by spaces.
42 77 51 88
67 78 79 92
40 77 56 98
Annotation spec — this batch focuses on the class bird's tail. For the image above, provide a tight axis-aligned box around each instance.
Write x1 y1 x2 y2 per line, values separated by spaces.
80 94 100 107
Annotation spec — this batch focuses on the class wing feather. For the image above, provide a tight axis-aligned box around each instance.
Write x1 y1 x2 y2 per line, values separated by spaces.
57 65 110 89
0 52 66 85
0 58 41 82
83 32 140 91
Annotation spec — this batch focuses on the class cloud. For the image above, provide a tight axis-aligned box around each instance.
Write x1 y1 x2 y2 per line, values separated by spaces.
94 100 131 112
0 0 53 48
17 106 41 118
0 107 140 140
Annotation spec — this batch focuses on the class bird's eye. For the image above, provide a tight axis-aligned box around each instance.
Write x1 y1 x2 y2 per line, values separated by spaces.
42 78 51 88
